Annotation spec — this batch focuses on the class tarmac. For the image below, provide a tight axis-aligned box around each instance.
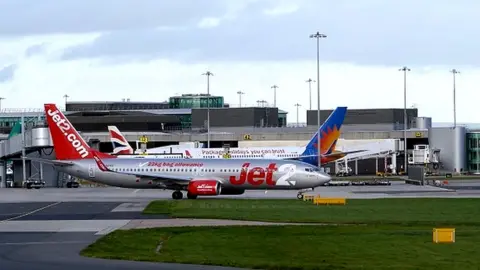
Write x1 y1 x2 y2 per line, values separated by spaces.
1 179 480 270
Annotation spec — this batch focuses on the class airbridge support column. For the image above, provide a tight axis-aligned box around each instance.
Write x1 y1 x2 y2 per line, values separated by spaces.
392 152 397 174
0 161 5 188
40 161 44 182
355 160 358 175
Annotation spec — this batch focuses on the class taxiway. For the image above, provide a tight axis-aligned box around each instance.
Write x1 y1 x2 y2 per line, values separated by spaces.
2 180 480 270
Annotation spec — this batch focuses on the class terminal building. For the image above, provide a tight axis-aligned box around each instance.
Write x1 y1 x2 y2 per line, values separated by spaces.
0 94 479 188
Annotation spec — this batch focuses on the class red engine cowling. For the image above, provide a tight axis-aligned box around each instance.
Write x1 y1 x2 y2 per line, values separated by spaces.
187 180 222 196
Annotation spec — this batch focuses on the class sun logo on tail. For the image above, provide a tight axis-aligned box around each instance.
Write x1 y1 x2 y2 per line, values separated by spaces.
312 125 341 154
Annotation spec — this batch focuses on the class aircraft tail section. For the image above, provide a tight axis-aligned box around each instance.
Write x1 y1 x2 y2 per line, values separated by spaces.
302 106 347 156
108 126 134 155
44 104 114 160
325 139 338 155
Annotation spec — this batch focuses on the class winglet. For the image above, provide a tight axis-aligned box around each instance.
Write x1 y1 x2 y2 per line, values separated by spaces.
92 151 110 172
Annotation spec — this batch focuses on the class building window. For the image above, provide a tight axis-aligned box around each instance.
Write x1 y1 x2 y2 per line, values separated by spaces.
467 133 480 174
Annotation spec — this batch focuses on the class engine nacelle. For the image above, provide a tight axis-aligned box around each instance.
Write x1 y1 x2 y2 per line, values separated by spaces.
187 180 222 196
220 188 245 195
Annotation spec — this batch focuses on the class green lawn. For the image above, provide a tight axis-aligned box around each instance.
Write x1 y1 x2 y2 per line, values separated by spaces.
81 225 480 270
143 198 480 226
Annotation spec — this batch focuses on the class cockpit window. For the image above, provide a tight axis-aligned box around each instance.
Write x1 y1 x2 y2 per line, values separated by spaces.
305 167 320 172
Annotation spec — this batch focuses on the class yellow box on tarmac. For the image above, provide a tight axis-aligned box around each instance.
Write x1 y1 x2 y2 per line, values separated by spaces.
313 197 346 205
433 228 455 243
303 195 315 201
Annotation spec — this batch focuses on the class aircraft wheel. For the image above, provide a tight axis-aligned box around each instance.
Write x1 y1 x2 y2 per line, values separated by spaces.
172 191 183 200
297 193 304 200
187 193 198 199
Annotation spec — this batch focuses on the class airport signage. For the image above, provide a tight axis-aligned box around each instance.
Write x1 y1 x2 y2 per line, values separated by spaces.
139 135 149 143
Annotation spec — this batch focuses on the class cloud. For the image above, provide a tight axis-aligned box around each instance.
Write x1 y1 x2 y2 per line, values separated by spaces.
197 17 223 29
0 36 479 124
263 1 299 16
55 0 480 66
0 0 244 36
1 0 479 126
24 43 48 57
0 64 16 83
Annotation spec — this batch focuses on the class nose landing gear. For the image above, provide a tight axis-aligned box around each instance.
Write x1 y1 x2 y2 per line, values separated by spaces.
296 188 314 200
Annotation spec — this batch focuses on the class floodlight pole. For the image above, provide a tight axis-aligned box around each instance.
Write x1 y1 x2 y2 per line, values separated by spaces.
399 66 410 174
310 31 327 169
202 71 214 148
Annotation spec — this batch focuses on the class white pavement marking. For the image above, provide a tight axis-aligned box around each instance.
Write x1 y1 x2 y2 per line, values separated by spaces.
0 201 62 222
111 202 149 212
0 220 131 233
95 226 120 235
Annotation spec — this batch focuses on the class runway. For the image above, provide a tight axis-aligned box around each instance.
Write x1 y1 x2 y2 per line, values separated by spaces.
2 180 480 203
2 180 480 270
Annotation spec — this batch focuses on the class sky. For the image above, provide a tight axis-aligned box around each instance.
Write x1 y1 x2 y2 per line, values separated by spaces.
0 0 479 124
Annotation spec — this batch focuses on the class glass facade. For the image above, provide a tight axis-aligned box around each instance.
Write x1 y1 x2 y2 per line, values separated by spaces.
278 111 287 127
467 132 480 174
0 116 44 127
169 95 224 109
178 115 192 129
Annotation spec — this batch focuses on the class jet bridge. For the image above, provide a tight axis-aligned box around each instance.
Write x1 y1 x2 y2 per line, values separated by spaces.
0 124 54 188
334 139 399 176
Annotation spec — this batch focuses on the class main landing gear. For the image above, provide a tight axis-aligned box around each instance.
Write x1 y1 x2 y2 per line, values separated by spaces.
171 191 198 200
172 191 183 200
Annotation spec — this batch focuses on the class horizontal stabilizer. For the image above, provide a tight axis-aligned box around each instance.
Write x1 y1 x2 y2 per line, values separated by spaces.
323 150 367 158
282 150 367 161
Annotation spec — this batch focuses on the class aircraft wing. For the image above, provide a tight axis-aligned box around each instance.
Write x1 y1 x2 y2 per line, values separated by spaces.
281 150 368 161
11 157 75 167
91 152 192 184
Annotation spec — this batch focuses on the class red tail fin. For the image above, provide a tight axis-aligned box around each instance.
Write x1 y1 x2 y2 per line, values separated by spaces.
44 104 114 160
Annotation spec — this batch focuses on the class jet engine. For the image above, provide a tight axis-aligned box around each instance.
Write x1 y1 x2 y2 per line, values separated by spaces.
187 180 222 196
220 187 245 195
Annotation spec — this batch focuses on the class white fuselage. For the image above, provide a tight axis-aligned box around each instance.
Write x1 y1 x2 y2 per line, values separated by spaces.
59 158 331 190
133 146 306 159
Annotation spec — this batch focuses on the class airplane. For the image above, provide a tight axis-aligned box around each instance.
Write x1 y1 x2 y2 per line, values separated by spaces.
108 106 367 165
28 103 332 200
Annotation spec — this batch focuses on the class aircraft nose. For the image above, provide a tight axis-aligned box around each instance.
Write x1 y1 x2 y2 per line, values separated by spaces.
316 172 331 185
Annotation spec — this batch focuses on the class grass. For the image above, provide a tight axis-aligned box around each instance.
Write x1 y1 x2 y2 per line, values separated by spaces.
143 198 480 226
81 225 480 270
